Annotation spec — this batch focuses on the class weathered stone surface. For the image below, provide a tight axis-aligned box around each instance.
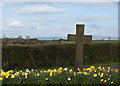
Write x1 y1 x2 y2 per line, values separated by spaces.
67 24 92 70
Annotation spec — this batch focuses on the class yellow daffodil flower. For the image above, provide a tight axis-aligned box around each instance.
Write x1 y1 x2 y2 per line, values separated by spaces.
70 69 73 73
115 69 118 73
111 81 114 84
37 73 39 76
11 74 15 78
93 74 97 77
49 72 52 77
45 78 48 80
104 80 107 82
108 67 111 70
22 72 25 76
5 75 9 78
0 77 3 80
25 75 27 79
98 72 100 76
108 78 110 81
98 66 101 70
100 74 103 78
40 70 43 73
99 69 102 71
100 79 103 82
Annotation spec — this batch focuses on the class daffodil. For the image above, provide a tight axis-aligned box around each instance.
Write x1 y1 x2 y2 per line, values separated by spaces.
84 71 89 75
1 72 6 77
84 71 87 75
100 79 103 82
68 78 71 81
40 70 43 73
16 72 19 75
90 66 95 71
74 72 76 76
47 69 51 73
70 69 73 73
111 81 114 84
5 75 9 78
98 72 100 76
115 69 118 73
58 67 62 72
49 72 52 77
93 74 97 77
26 69 29 72
83 68 86 71
10 70 13 73
104 80 107 82
22 72 25 76
103 69 105 72
108 67 111 70
53 69 57 72
108 78 110 81
79 72 83 74
98 66 101 70
63 68 67 71
102 67 105 70
0 77 3 80
25 75 27 79
100 74 103 78
31 69 34 72
37 73 39 76
99 69 102 71
11 74 15 78
45 78 48 80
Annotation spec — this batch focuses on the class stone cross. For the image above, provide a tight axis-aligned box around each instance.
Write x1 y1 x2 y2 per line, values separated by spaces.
67 24 92 70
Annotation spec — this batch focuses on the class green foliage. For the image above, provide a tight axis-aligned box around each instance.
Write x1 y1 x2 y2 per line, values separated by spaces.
2 43 118 70
1 67 119 85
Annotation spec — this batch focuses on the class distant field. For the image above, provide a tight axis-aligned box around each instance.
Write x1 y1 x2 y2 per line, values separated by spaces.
60 40 118 44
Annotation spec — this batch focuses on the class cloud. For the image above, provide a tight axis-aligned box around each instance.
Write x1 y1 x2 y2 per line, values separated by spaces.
17 5 70 15
1 0 120 2
89 24 107 29
75 15 117 22
4 20 33 31
8 21 23 28
64 2 117 7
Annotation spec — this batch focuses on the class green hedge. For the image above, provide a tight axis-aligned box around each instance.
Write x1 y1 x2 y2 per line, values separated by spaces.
2 43 118 70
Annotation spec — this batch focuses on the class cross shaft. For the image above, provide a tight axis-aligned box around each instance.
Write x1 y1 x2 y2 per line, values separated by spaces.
67 24 92 70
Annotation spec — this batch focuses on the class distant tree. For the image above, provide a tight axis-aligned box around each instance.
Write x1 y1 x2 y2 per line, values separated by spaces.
108 37 111 40
26 36 30 39
18 35 22 39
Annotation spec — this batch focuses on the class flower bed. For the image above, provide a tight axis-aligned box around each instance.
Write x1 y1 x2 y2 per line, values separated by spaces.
0 66 118 85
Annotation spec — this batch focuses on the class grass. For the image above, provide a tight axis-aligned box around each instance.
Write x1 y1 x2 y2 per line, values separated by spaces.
19 62 118 71
60 40 118 44
84 62 119 68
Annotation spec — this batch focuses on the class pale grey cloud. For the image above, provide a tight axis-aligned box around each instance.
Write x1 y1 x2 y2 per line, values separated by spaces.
2 2 117 9
1 0 120 2
17 5 70 15
75 15 117 22
89 24 107 29
50 2 117 8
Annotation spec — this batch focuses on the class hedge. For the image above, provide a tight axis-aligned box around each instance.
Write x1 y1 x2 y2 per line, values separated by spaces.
2 43 118 70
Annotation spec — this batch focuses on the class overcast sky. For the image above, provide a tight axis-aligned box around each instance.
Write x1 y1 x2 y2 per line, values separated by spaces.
2 2 118 38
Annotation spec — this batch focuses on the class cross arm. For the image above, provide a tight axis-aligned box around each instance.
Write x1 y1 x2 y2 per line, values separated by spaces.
82 35 92 43
67 34 76 42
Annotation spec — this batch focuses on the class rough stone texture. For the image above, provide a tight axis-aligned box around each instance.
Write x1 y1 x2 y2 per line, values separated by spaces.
67 24 92 70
